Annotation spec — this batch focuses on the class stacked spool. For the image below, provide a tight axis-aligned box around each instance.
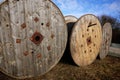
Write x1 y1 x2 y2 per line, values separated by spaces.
65 15 78 35
65 14 102 66
63 15 78 63
65 15 78 41
0 0 67 79
99 22 112 59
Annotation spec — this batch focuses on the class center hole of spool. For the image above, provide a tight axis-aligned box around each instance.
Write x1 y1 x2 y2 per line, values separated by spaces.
87 37 92 46
35 36 40 41
30 32 44 45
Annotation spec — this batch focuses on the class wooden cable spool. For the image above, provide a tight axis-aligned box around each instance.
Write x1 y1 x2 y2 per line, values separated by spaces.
65 15 78 23
0 0 67 79
64 15 78 39
70 14 102 66
99 22 112 59
65 15 78 39
63 15 78 64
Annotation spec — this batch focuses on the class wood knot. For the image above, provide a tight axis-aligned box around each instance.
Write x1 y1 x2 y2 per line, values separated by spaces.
30 31 44 45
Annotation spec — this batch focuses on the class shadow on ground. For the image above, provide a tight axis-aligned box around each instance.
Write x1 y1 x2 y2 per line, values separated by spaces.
0 55 120 80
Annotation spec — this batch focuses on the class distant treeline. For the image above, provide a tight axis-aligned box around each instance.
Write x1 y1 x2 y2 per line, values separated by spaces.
98 15 120 44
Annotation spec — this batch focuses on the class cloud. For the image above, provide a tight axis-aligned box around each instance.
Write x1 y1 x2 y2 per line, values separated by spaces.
109 1 120 11
0 0 4 3
52 0 120 19
58 0 77 10
53 0 83 11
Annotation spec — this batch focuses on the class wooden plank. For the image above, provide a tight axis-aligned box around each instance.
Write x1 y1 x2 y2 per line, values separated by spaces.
70 14 102 66
0 0 67 79
109 47 120 56
111 43 120 48
0 1 16 75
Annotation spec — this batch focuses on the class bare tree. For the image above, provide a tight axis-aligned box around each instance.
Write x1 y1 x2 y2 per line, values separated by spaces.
98 15 117 28
99 15 120 43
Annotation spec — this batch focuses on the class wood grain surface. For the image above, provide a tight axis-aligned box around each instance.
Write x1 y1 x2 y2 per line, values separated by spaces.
70 14 102 66
99 23 112 59
65 15 78 23
0 0 67 79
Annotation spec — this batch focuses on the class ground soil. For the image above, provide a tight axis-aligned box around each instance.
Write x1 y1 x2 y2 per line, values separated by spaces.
0 55 120 80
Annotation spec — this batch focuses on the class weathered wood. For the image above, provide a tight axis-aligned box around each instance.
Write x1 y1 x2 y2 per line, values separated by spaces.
65 15 78 35
109 47 120 57
0 0 67 79
63 15 78 64
70 14 102 66
99 23 112 59
109 43 120 57
65 15 78 23
65 15 78 36
111 43 120 48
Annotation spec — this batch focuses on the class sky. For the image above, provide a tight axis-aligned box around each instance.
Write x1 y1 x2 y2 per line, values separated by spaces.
52 0 120 20
0 0 120 20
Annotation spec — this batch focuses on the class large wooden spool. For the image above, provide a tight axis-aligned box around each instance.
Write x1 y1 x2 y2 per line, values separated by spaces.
70 14 102 66
0 0 67 79
65 15 78 39
65 15 78 24
99 22 112 59
62 16 77 64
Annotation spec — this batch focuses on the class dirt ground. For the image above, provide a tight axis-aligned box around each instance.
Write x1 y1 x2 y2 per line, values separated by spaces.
0 54 120 80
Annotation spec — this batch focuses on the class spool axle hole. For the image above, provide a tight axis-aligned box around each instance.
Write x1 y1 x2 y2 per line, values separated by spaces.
87 37 92 46
35 36 40 41
30 32 44 45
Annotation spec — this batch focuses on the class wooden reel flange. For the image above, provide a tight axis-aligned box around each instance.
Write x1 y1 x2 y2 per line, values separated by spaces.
99 22 112 59
70 14 102 66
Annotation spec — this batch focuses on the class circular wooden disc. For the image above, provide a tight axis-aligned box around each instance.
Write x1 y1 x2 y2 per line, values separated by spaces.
65 15 78 23
99 22 112 59
70 14 102 66
0 0 67 79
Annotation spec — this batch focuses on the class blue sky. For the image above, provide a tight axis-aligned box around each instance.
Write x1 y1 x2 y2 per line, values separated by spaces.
52 0 120 19
0 0 120 20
